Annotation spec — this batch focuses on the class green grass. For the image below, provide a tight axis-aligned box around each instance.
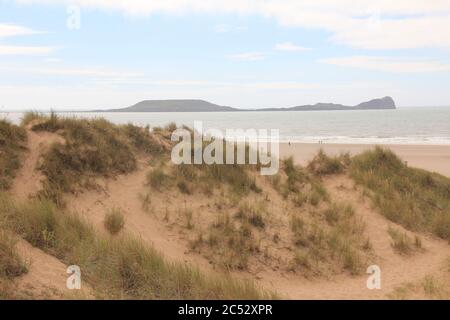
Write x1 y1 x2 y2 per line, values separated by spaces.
104 208 125 235
0 193 276 299
350 147 450 241
0 119 27 190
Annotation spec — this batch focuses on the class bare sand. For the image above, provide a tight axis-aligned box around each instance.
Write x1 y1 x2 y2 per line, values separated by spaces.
280 143 450 177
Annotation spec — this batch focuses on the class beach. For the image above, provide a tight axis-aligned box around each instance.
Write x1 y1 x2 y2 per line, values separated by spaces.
280 143 450 177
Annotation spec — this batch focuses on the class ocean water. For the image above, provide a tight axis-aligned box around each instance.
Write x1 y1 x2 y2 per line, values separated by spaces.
2 107 450 145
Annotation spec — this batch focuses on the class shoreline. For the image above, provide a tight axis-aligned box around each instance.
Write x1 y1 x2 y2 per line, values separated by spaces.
280 143 450 177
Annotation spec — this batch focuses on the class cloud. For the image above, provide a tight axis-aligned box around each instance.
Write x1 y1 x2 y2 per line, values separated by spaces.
319 56 450 73
275 42 310 52
14 0 450 49
226 52 266 61
0 23 41 38
0 23 52 55
0 45 54 55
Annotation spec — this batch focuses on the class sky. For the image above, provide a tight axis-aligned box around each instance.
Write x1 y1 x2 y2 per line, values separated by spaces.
1 0 450 110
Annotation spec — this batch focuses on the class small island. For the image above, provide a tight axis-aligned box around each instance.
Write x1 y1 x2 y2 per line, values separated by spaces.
97 96 396 113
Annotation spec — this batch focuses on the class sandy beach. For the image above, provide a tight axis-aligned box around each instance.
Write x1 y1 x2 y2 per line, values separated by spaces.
280 143 450 177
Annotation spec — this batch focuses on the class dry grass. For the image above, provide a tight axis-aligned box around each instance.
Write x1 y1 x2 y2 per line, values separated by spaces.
104 208 125 235
0 193 275 299
147 167 173 191
0 119 27 190
389 275 449 300
0 229 28 279
235 202 266 229
387 227 422 255
350 147 450 242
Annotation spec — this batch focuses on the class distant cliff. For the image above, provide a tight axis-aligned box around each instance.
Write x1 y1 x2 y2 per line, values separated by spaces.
104 99 236 112
100 97 396 112
261 97 396 111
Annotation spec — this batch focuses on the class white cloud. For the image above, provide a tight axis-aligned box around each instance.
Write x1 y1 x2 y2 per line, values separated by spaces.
320 56 450 73
275 42 310 52
14 0 450 49
0 23 51 55
0 45 54 55
0 23 41 38
226 52 265 61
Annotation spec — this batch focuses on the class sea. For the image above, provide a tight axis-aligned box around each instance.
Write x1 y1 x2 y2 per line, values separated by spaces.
2 107 450 145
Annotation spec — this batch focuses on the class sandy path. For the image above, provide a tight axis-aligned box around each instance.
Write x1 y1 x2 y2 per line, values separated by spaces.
8 130 92 298
10 130 64 201
280 143 450 177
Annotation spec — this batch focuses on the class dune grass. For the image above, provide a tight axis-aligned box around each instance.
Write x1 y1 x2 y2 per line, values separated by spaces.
350 147 450 242
290 202 368 276
104 208 125 235
235 202 266 229
173 162 261 197
147 167 173 191
307 150 350 176
0 119 27 190
0 229 28 279
0 218 28 299
0 193 275 299
279 157 329 207
387 227 422 255
28 113 168 206
191 211 260 271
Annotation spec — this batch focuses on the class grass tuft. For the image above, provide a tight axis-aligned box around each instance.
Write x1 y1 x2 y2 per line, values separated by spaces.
0 229 28 279
307 150 350 176
104 208 125 235
387 227 421 255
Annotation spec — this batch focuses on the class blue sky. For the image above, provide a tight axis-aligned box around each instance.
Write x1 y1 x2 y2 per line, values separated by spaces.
1 0 450 110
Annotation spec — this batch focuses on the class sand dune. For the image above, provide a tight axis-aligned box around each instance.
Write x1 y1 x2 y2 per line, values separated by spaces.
3 122 449 300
